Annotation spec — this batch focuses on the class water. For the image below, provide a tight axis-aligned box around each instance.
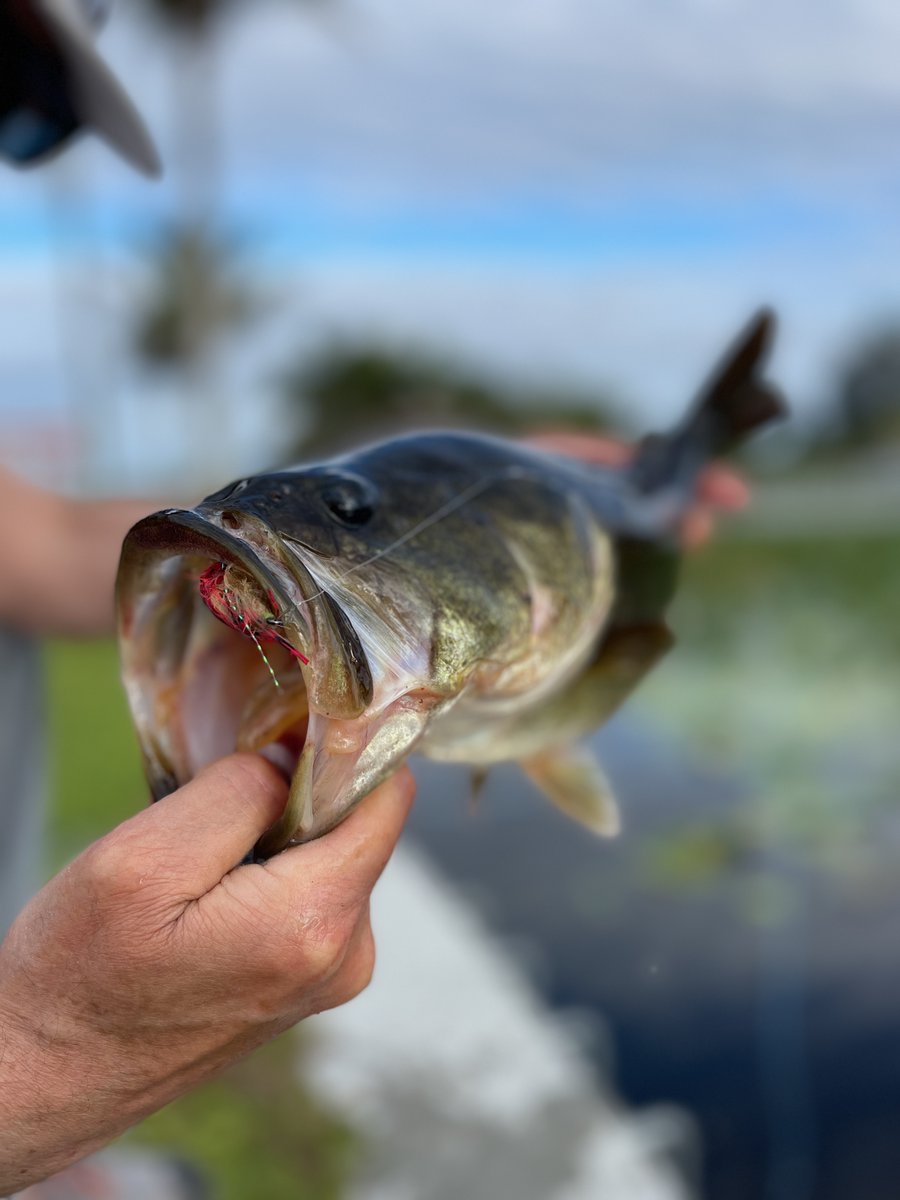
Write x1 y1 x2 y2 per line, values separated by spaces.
406 715 900 1200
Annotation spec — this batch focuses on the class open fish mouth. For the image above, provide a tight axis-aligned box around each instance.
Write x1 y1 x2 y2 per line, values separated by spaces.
117 508 376 856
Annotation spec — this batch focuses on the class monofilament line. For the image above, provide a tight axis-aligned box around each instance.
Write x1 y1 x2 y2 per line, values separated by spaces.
223 585 281 689
282 465 536 607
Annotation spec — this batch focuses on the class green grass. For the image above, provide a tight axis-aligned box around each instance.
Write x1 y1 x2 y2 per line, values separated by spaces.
44 638 144 866
128 1036 357 1200
675 531 900 654
44 639 357 1199
638 529 900 882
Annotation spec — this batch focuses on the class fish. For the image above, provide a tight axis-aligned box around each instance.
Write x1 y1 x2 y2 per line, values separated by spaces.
116 310 785 856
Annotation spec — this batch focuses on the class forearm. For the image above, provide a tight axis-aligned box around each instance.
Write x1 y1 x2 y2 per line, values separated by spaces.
46 497 164 636
0 994 259 1194
0 1003 112 1193
0 479 163 637
0 1007 191 1193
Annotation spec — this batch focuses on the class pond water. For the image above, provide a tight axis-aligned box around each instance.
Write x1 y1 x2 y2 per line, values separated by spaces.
408 704 900 1200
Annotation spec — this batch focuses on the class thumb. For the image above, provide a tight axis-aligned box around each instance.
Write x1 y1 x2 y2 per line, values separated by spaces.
268 766 416 906
123 754 288 893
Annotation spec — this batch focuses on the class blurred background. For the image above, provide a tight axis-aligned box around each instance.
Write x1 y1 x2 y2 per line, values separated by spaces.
5 0 900 1197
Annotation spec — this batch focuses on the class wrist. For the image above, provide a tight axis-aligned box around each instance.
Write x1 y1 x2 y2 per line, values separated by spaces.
0 997 80 1194
0 990 133 1193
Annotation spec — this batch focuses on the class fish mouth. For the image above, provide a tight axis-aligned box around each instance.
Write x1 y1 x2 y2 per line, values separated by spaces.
117 508 376 855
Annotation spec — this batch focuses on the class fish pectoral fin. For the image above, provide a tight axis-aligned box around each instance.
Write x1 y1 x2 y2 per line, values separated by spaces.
586 622 675 707
521 746 621 837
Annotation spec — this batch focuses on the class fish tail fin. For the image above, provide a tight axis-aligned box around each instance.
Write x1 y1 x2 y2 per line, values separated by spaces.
629 308 786 497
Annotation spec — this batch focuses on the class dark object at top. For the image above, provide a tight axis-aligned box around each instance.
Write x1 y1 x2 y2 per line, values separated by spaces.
0 0 161 175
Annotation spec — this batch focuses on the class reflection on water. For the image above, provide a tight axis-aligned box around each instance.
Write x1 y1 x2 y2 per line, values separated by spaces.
407 532 900 1200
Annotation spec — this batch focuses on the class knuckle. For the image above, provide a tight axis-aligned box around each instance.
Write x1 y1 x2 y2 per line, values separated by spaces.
294 910 355 985
80 831 132 892
350 935 377 994
328 935 376 1009
301 933 347 985
78 829 182 934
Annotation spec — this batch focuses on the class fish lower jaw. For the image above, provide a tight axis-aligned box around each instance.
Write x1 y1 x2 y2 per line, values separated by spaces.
254 692 440 855
252 716 357 855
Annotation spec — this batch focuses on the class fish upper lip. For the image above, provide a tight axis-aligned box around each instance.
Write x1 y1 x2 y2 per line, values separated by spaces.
120 506 373 720
121 506 310 645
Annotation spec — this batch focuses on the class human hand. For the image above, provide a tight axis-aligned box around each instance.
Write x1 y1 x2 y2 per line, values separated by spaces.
525 432 750 548
0 755 414 1195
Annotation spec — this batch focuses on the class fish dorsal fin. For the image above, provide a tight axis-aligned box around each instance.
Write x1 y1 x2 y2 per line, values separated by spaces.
521 745 621 837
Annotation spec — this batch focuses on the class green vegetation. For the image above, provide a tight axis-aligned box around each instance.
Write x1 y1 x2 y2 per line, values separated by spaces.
134 226 261 375
44 638 357 1200
676 532 900 654
827 325 900 450
44 638 143 866
639 528 900 882
284 342 621 457
129 1036 356 1200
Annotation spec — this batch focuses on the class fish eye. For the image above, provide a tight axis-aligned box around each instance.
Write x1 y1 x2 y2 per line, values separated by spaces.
321 474 376 526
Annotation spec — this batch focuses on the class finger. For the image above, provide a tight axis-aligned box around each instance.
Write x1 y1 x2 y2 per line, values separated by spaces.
123 754 289 893
525 432 634 467
270 767 416 907
696 464 750 510
531 436 752 516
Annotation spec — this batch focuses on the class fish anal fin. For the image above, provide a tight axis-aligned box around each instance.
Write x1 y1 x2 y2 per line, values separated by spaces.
521 746 621 837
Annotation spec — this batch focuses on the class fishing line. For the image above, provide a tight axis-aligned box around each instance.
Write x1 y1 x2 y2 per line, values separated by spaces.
223 584 282 689
283 464 534 608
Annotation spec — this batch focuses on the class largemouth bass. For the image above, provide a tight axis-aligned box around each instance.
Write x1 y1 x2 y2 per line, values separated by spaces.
117 311 784 856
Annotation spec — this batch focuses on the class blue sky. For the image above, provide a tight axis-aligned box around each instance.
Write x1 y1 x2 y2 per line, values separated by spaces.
2 0 900 485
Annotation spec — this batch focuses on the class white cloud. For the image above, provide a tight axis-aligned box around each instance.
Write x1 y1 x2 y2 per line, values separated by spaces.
276 241 893 425
65 0 900 215
196 0 900 209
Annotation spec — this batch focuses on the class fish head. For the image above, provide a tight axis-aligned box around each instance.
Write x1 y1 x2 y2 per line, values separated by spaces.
116 461 454 856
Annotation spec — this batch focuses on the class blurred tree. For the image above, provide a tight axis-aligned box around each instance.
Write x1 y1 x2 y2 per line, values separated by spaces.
131 222 264 479
836 327 900 448
134 223 259 371
282 341 621 457
129 0 329 476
